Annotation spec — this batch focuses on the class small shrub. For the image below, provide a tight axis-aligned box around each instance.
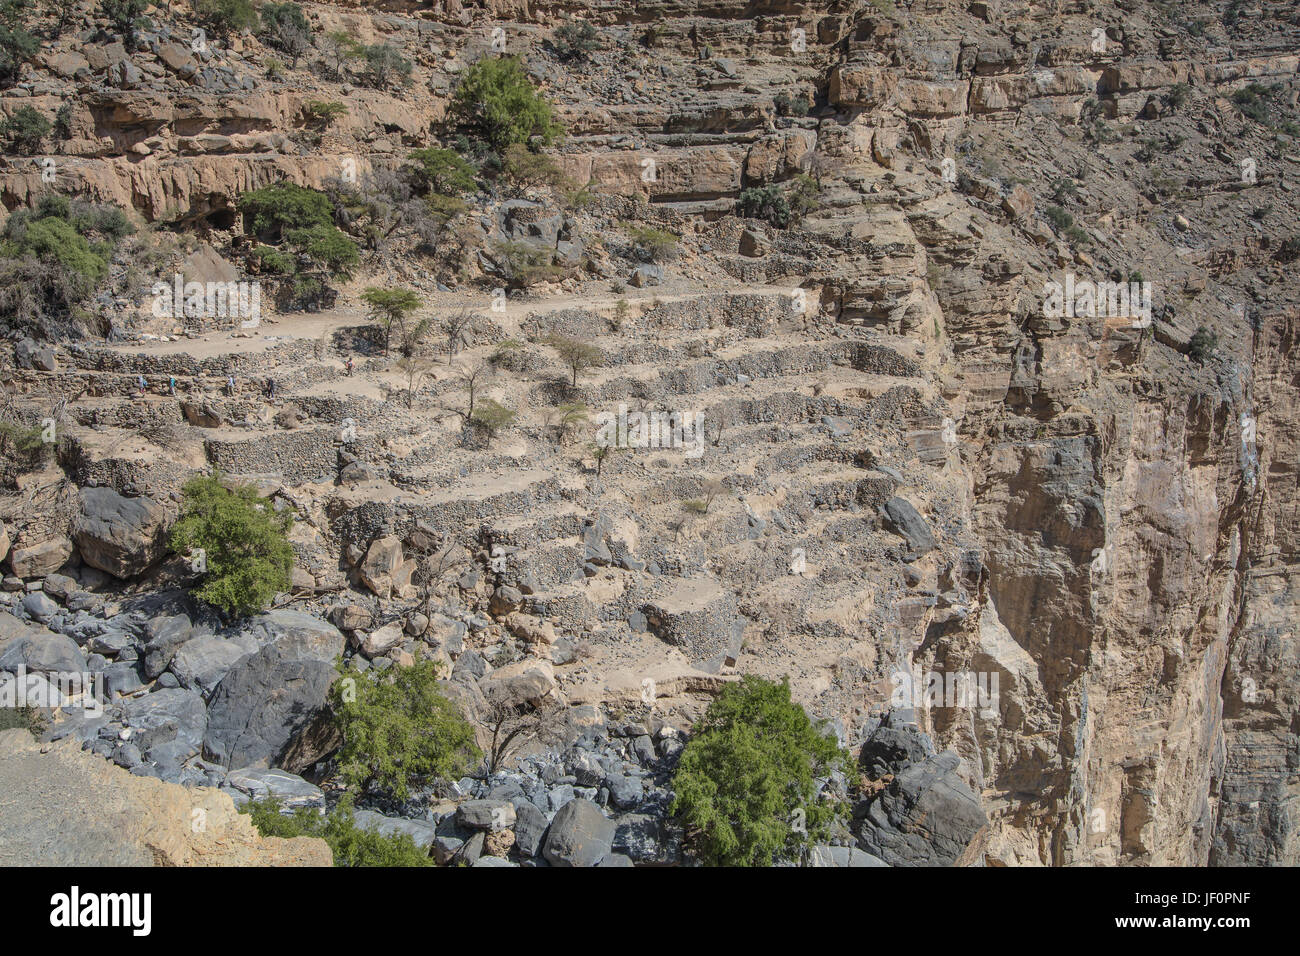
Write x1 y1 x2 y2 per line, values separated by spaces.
168 473 294 617
194 0 259 39
625 224 679 263
1044 205 1074 231
328 658 481 800
0 0 39 83
1232 83 1270 122
773 91 810 117
490 239 566 289
302 100 347 129
242 795 434 866
0 704 46 734
470 398 516 440
1 104 49 154
1164 82 1190 110
735 185 790 227
1188 325 1217 363
361 42 411 91
99 0 148 48
552 18 601 60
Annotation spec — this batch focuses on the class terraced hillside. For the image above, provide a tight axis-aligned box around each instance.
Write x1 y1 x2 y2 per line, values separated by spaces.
1 0 1298 867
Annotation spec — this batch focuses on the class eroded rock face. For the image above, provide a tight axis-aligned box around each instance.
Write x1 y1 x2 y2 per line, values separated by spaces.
0 729 330 866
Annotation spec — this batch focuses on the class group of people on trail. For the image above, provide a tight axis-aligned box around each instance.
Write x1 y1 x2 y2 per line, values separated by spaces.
134 354 355 399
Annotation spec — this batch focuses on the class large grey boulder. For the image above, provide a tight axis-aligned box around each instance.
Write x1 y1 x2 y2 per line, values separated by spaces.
457 799 516 831
170 632 257 695
542 797 614 867
352 810 436 850
234 610 346 662
882 497 936 557
0 628 86 676
858 719 935 779
8 537 73 578
808 845 889 867
855 751 988 866
121 687 208 767
225 767 325 809
71 487 169 579
141 614 195 679
511 800 549 857
201 634 340 770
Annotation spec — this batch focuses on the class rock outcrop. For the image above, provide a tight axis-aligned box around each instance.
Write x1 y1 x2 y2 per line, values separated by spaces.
0 729 330 866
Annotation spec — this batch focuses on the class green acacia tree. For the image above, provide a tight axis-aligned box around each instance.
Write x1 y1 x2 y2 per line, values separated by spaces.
0 0 38 83
360 287 423 355
168 473 294 617
449 55 561 152
329 659 481 800
670 675 852 866
407 147 476 197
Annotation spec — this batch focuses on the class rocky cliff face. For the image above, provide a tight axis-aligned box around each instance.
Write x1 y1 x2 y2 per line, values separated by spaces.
1 0 1297 866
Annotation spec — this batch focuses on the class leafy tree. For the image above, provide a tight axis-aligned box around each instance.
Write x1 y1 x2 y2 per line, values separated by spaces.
99 0 148 49
0 0 38 83
0 196 131 337
670 675 851 866
501 143 571 195
329 659 481 800
194 0 259 39
360 287 423 355
407 147 476 197
735 184 790 227
285 224 358 277
470 398 515 441
261 1 311 66
787 173 821 221
552 402 588 444
168 473 294 617
320 30 363 76
1 104 49 154
362 42 411 90
240 182 334 238
242 795 433 866
449 55 561 152
301 100 347 128
545 333 603 386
